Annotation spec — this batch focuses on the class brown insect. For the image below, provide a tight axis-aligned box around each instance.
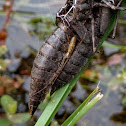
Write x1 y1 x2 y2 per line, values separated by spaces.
29 0 126 116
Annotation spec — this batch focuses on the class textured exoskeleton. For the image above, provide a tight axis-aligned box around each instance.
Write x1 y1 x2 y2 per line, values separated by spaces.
29 0 126 115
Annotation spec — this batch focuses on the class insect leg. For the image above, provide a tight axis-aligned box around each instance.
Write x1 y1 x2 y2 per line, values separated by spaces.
112 0 123 38
112 10 120 38
91 0 96 52
93 2 126 11
57 0 78 27
57 5 67 15
91 16 96 52
56 5 68 25
116 0 123 7
79 33 86 44
102 0 126 10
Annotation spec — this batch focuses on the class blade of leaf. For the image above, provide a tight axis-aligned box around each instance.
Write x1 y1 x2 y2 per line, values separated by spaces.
62 92 103 126
61 86 100 126
35 2 126 126
103 41 126 50
35 75 81 126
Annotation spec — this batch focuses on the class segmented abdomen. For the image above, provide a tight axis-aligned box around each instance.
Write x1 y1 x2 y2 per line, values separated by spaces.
29 20 100 114
29 23 70 114
50 43 91 94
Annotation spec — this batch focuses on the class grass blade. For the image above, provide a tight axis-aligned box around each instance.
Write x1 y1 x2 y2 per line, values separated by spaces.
62 92 103 126
103 41 126 50
61 85 101 126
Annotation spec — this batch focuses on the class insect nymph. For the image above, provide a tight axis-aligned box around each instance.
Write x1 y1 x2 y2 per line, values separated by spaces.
29 0 126 115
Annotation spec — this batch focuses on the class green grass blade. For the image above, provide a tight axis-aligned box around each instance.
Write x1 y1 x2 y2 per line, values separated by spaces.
62 92 103 126
35 83 70 126
103 41 126 50
61 86 101 126
35 2 126 126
